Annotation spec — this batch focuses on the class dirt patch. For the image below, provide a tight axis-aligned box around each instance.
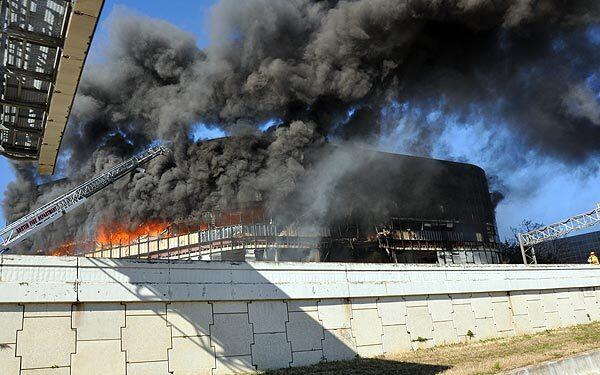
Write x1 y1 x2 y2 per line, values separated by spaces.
266 321 600 375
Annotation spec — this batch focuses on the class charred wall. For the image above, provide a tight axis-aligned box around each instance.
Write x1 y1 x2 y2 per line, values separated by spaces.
267 146 501 264
325 148 497 238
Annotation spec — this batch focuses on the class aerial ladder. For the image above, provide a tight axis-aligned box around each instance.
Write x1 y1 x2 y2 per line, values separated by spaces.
0 146 169 254
518 202 600 264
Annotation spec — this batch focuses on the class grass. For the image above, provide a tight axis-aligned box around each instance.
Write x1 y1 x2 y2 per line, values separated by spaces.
266 321 600 375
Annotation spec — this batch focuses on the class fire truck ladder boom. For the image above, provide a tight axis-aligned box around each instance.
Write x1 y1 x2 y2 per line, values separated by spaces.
518 202 600 264
0 146 169 254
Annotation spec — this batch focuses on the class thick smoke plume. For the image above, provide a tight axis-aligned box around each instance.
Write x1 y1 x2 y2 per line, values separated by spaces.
3 0 600 252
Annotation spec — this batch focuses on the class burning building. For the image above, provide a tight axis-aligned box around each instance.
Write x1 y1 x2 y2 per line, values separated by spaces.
4 2 599 266
82 144 500 265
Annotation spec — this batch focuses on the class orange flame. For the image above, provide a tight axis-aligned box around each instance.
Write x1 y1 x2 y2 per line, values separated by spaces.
51 242 76 256
50 206 267 255
96 221 169 246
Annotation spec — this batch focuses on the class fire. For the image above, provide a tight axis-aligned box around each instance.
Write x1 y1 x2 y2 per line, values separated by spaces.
51 242 76 256
51 207 266 256
95 221 169 246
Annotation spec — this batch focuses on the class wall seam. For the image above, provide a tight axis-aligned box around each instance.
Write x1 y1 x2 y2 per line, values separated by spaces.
207 301 217 374
284 300 293 365
69 302 77 375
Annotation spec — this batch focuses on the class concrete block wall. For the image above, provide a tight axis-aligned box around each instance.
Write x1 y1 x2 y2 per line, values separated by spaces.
1 256 600 374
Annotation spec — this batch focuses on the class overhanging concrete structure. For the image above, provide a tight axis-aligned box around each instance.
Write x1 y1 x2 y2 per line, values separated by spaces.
1 255 600 374
0 0 104 174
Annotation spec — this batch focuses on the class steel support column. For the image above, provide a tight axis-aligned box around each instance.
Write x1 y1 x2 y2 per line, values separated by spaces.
3 26 62 48
1 66 54 81
0 98 47 111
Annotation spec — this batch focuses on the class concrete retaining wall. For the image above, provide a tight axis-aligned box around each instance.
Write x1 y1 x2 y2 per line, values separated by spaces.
508 350 600 375
1 255 600 374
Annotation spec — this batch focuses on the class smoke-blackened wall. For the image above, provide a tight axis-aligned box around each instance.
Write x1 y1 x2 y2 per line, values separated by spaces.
280 146 497 240
2 0 600 253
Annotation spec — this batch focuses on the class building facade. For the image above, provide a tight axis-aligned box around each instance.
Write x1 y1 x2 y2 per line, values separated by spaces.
535 230 600 264
83 147 501 265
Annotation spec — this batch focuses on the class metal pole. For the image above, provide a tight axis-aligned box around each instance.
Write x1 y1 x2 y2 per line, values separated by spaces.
529 246 538 265
518 233 527 265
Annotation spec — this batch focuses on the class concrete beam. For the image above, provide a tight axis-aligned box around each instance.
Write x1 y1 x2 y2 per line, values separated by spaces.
38 0 105 175
2 255 600 304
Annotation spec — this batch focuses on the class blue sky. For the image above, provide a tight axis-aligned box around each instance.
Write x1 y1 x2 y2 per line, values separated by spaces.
91 0 217 52
1 0 598 240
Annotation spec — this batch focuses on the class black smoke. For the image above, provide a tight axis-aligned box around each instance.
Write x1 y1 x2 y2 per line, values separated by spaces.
3 0 600 252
